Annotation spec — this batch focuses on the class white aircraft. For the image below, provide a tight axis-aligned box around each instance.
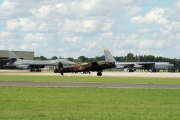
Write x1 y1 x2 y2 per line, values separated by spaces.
104 49 174 72
6 51 75 72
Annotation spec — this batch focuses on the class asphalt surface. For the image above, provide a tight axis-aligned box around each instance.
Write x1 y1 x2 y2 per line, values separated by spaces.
0 82 180 89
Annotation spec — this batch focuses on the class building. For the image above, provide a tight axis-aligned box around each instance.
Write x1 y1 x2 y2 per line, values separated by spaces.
0 50 34 70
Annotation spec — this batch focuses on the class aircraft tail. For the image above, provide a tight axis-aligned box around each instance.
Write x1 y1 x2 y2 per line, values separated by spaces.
104 49 116 63
8 51 19 60
3 51 19 66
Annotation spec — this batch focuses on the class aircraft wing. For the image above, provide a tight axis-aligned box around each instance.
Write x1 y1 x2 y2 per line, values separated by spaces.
92 61 115 71
116 62 155 69
19 59 75 66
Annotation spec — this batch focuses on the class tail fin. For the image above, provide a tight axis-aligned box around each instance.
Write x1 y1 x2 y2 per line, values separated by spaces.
104 49 116 63
8 51 19 59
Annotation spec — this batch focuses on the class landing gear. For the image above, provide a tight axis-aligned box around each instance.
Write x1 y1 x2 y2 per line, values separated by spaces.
54 68 58 73
168 69 176 72
151 69 157 72
97 71 102 76
128 69 134 72
36 69 41 72
58 62 64 75
54 62 64 75
82 71 91 74
30 68 35 72
30 68 41 72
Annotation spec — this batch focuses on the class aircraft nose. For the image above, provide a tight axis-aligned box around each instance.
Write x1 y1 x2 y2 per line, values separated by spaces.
170 64 174 68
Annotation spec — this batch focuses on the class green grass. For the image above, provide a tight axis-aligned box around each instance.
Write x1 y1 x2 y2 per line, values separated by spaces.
0 75 180 84
0 87 180 120
0 75 180 119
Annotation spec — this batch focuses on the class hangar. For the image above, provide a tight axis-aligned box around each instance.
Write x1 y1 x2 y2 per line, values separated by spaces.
0 50 34 70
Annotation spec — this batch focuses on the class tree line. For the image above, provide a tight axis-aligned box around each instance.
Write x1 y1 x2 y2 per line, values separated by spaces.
34 53 180 69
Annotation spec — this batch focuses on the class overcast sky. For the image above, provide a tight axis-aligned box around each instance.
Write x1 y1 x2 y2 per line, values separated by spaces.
0 0 180 59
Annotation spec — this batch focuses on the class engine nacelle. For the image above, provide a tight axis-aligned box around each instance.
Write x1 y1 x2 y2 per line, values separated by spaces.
134 65 143 68
124 68 130 72
16 65 29 69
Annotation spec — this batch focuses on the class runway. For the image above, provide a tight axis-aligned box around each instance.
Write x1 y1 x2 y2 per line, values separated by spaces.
0 82 180 89
1 70 180 78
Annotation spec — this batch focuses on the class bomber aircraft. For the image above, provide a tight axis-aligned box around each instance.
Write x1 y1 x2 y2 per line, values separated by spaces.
5 51 75 72
104 49 174 72
54 61 115 76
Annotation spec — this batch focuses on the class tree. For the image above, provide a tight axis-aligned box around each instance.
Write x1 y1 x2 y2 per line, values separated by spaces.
95 56 105 61
39 56 48 60
67 57 74 61
88 58 97 62
125 53 134 62
34 57 40 60
78 56 88 62
115 56 124 62
74 59 83 63
51 56 58 60
134 55 140 62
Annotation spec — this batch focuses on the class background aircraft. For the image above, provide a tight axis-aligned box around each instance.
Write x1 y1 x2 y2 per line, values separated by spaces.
54 60 115 76
5 51 75 72
104 49 174 72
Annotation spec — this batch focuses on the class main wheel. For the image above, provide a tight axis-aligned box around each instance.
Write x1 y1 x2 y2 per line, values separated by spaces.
54 69 58 73
30 68 35 72
58 62 64 75
97 72 102 76
99 72 102 76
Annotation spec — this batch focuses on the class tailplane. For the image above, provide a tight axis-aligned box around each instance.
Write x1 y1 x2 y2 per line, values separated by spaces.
104 49 116 63
8 51 19 59
4 51 19 66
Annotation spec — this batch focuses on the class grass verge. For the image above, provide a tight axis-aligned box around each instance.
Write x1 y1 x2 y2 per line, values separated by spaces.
0 86 180 120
